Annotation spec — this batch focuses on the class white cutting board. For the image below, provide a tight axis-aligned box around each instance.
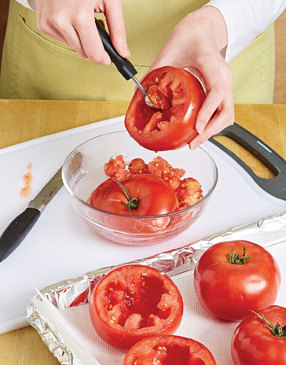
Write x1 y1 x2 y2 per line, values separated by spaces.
1 116 286 334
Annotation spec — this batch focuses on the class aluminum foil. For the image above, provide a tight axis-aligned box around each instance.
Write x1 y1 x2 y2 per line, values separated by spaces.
27 210 286 365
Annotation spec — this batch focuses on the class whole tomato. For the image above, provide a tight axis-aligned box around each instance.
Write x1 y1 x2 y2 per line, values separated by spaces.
232 305 286 365
194 240 280 321
89 265 183 349
125 66 205 151
90 174 177 216
123 335 217 365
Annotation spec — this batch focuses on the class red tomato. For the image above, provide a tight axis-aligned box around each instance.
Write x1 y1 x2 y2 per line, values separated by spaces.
232 305 286 365
89 178 113 208
194 240 280 321
176 177 203 206
147 156 185 191
90 174 177 216
104 154 125 177
125 66 205 151
89 265 183 349
123 335 216 365
128 158 148 175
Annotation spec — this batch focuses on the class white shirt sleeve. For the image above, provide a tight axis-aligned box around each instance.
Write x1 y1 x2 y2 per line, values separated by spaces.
206 0 286 62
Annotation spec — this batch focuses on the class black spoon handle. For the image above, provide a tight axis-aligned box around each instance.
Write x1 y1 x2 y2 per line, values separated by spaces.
95 18 137 80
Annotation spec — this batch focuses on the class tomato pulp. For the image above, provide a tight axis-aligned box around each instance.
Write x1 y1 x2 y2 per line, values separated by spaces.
125 66 205 151
194 240 281 321
232 306 286 365
123 335 217 365
89 265 183 349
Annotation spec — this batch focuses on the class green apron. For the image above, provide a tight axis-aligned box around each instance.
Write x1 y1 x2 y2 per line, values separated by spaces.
0 0 275 102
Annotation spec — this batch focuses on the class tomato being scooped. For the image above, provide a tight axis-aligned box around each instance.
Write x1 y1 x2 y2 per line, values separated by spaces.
123 335 217 365
125 66 205 151
89 265 183 349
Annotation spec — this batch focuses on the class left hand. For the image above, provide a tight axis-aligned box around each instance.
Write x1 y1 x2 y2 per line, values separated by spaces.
150 6 235 149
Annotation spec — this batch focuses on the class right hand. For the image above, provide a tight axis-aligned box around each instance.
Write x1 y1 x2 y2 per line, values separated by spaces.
35 0 130 64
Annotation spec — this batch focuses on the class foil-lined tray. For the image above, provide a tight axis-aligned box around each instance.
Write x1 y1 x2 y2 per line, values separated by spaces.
27 210 286 365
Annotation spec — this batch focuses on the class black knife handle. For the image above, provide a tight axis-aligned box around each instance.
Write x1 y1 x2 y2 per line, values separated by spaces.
95 18 137 80
210 123 286 201
0 208 41 262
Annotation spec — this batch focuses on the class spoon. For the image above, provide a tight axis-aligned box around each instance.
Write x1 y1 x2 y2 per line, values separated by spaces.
95 18 155 108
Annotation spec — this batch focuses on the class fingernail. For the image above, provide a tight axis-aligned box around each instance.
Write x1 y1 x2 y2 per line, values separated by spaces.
197 126 203 134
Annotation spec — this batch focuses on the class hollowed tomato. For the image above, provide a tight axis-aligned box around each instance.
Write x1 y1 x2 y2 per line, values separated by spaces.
125 66 205 151
89 265 183 349
123 335 217 365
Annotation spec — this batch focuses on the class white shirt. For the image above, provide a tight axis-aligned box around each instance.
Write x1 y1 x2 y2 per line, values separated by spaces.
207 0 286 61
16 0 286 62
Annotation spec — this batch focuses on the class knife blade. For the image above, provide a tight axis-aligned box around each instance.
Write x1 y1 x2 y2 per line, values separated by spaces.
0 152 82 262
0 168 62 263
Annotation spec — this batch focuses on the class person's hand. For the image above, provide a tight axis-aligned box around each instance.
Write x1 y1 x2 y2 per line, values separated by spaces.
150 6 234 149
35 0 130 64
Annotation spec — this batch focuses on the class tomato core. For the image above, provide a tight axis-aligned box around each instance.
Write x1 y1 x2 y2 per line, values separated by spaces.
105 275 171 329
154 344 189 365
123 335 216 365
90 266 183 349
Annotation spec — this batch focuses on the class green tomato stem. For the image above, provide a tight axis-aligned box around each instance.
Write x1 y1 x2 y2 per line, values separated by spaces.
251 311 286 338
227 244 250 265
113 179 139 212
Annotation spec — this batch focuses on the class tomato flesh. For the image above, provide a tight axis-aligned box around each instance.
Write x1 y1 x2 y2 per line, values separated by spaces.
125 66 205 151
88 155 203 234
89 265 183 349
123 335 217 365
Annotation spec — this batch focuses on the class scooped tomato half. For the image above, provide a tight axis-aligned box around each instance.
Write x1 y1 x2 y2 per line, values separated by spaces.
125 66 205 151
123 335 217 365
232 306 286 365
194 240 281 321
89 265 183 349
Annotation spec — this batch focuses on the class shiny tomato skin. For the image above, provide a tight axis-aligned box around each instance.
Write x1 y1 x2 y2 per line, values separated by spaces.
232 306 286 365
89 265 183 349
125 66 205 151
194 240 280 321
89 178 114 207
91 174 177 216
123 335 217 365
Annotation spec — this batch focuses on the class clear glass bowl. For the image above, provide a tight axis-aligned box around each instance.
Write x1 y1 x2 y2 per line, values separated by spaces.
62 130 218 245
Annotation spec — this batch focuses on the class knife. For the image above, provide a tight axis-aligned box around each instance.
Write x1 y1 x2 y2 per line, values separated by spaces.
0 152 82 262
0 168 63 262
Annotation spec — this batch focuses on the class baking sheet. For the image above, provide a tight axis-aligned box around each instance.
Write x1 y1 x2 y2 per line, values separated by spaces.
28 211 286 365
1 115 286 333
